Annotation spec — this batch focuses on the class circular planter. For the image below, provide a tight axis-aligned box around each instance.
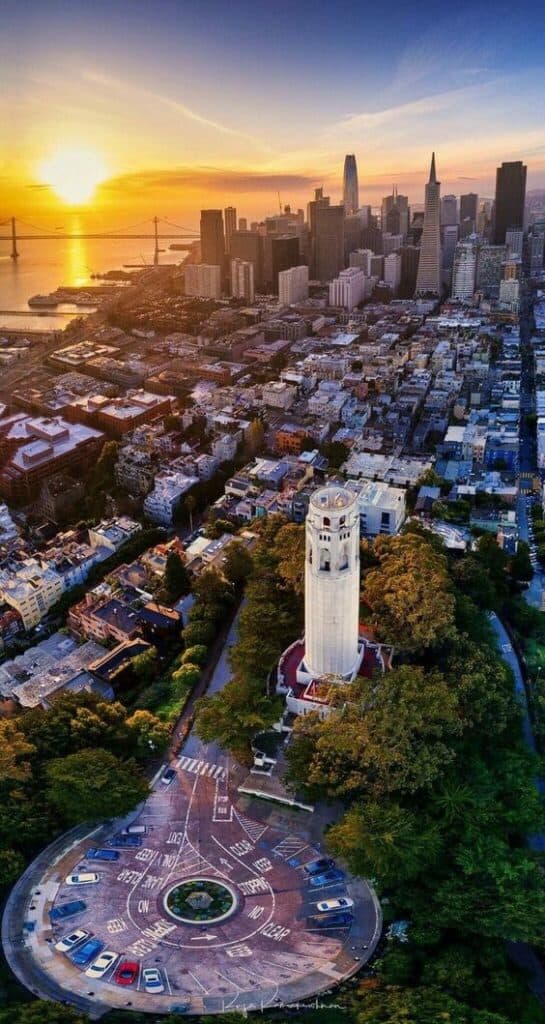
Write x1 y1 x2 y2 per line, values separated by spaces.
164 878 237 924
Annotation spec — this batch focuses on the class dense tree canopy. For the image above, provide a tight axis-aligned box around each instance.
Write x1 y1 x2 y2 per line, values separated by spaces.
362 533 456 652
46 748 148 824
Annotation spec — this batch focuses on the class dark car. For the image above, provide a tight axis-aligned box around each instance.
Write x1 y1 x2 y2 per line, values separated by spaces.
309 868 345 887
107 834 142 848
304 857 336 876
113 959 139 986
86 848 120 862
70 937 104 967
49 899 86 922
307 911 353 929
161 767 176 786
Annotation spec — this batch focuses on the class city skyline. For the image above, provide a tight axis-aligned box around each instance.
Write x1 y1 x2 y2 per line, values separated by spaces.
2 0 545 225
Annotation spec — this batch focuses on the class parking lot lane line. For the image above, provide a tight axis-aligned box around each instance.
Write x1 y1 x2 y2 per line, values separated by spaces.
137 962 143 991
187 970 209 994
164 968 172 996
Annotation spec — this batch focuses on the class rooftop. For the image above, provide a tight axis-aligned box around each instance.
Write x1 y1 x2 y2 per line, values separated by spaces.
310 486 355 511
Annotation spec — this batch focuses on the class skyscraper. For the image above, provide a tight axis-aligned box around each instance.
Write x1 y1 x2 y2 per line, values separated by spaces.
314 205 345 282
271 235 300 292
342 155 359 215
230 258 255 302
493 161 527 244
460 193 478 236
382 189 409 236
200 210 225 266
224 206 237 252
415 153 442 298
452 241 478 301
441 195 458 226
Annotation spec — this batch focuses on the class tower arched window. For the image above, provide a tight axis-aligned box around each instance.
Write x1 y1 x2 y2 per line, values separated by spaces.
339 544 349 570
319 547 331 572
323 516 330 527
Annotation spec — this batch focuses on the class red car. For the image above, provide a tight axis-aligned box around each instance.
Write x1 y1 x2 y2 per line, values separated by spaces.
113 959 139 986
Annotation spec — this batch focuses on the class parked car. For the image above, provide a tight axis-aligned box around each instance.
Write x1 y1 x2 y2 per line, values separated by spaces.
70 938 105 967
49 900 86 922
169 1000 191 1014
85 950 119 979
316 896 354 913
55 929 88 952
113 959 139 986
304 857 336 876
121 824 147 836
161 767 176 786
309 869 345 888
143 966 164 993
108 834 142 848
307 911 353 929
86 848 120 862
65 873 99 886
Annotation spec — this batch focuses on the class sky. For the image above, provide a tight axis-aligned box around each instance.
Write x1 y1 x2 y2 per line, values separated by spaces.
1 0 545 229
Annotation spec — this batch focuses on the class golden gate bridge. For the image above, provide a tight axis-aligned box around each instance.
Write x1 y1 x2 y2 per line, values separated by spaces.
0 216 200 265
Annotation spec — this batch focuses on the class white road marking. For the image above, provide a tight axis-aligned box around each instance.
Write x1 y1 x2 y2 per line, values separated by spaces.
177 755 226 780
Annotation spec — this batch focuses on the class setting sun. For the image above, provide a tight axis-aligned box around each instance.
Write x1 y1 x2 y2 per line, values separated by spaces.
38 145 107 205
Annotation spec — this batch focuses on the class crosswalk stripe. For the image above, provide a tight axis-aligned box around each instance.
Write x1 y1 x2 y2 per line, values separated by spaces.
177 755 225 780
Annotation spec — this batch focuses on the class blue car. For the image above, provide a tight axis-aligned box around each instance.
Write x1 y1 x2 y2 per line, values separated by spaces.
70 937 104 967
307 911 353 928
49 900 86 922
309 869 345 888
86 848 120 862
108 834 142 848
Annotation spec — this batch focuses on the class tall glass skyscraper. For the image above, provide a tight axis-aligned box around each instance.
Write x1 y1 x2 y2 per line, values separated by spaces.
415 153 442 298
343 155 359 215
493 161 527 244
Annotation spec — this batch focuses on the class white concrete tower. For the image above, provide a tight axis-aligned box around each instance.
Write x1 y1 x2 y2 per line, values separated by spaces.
304 485 361 680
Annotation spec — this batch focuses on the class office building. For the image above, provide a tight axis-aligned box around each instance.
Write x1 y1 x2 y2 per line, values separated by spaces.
530 232 545 276
442 225 459 277
200 210 225 266
278 265 309 305
506 228 524 258
494 161 527 244
460 193 478 236
230 259 255 303
383 253 401 293
342 154 359 215
314 204 345 282
415 153 442 297
441 194 458 226
382 232 403 255
499 277 520 311
238 217 247 231
329 267 365 310
476 244 507 297
224 206 237 253
344 213 365 258
382 189 409 236
349 248 374 273
184 263 222 299
229 230 263 290
399 245 420 297
271 235 300 292
452 241 478 301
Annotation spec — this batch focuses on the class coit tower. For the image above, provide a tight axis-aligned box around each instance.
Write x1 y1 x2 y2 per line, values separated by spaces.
304 486 361 679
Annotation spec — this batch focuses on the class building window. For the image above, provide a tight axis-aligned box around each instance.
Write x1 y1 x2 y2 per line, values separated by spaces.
323 516 330 527
319 548 330 572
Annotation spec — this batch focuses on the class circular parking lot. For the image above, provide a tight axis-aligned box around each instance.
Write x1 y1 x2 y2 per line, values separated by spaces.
5 750 381 1015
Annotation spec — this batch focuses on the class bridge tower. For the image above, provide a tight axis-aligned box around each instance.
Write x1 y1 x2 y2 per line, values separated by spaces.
153 216 160 266
10 218 19 261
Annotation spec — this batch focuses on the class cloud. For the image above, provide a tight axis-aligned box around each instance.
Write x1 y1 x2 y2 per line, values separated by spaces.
101 166 318 196
83 70 272 153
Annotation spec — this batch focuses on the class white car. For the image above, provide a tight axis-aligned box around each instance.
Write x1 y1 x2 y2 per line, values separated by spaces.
316 897 354 913
143 966 165 993
55 929 88 952
85 950 119 978
65 872 99 886
121 824 147 836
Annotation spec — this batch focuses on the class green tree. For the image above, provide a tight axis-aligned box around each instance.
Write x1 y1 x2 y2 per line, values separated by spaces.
509 540 533 582
362 532 456 653
182 620 215 646
181 644 208 666
124 710 170 757
0 1003 89 1024
184 492 197 532
245 418 265 456
164 551 191 600
352 986 511 1024
171 663 201 695
45 749 148 824
89 440 119 495
222 540 253 587
131 646 158 684
452 556 498 609
195 676 282 764
275 523 305 596
0 720 35 784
